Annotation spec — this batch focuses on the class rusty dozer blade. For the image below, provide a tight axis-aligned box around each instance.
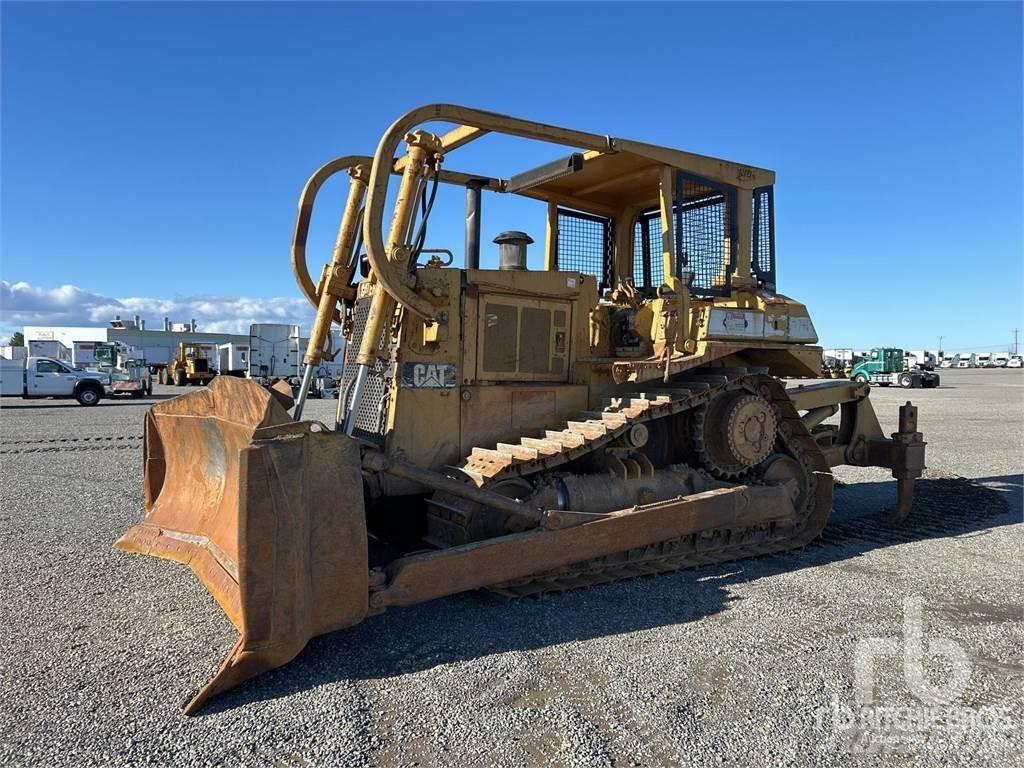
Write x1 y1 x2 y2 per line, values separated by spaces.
115 376 368 715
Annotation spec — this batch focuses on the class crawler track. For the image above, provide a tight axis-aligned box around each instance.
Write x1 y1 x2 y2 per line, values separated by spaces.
430 368 835 597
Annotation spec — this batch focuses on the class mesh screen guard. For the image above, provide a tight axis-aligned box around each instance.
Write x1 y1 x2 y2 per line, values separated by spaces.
339 298 392 444
631 173 739 297
752 185 776 290
555 209 614 289
674 172 736 297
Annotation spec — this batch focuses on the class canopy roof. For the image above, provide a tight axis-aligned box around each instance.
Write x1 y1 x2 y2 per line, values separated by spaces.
526 140 775 214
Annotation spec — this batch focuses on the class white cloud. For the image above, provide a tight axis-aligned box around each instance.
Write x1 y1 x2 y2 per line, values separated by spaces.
0 280 315 342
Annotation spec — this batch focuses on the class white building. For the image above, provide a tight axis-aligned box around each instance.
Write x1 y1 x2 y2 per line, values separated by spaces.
25 316 248 368
23 316 345 378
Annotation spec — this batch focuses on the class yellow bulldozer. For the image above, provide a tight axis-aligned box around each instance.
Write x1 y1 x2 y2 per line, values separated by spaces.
167 342 215 387
116 105 926 714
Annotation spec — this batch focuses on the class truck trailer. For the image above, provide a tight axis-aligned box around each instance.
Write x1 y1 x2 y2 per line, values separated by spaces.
218 343 250 377
904 350 936 370
248 323 300 383
27 339 71 362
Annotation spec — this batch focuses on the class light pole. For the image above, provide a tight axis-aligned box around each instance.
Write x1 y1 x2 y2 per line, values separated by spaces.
938 335 944 358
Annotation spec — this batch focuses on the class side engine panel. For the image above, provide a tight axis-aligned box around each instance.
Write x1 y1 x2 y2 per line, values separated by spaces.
380 268 600 491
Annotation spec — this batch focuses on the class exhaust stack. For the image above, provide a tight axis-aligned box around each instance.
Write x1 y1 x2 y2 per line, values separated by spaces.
494 231 533 271
464 180 484 269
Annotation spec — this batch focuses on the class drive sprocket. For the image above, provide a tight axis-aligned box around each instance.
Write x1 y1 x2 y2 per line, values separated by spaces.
693 390 778 479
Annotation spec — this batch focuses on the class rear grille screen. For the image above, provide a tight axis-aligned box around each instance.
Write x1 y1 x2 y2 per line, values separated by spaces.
519 308 552 374
482 303 518 373
478 299 569 381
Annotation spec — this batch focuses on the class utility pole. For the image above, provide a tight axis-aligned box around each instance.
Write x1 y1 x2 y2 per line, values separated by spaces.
1013 329 1019 356
938 335 944 357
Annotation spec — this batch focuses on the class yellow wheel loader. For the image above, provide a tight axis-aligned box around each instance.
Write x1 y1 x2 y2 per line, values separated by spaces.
116 105 926 714
167 342 215 387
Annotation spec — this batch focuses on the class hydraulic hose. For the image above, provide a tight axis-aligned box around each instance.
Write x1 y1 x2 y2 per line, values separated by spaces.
408 167 440 272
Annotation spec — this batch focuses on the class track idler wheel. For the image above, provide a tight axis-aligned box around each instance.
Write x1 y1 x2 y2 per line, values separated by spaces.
759 453 809 513
695 391 778 479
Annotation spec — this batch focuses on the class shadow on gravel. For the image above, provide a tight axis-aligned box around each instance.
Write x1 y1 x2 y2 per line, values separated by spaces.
198 471 1020 715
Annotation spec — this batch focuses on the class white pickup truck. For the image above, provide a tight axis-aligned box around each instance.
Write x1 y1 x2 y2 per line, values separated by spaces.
0 356 111 406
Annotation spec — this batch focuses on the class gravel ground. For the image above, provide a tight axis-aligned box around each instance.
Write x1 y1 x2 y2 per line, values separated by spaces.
0 369 1021 766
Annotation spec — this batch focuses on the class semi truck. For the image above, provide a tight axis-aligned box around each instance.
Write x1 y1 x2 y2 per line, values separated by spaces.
850 347 940 388
0 356 110 405
248 323 300 383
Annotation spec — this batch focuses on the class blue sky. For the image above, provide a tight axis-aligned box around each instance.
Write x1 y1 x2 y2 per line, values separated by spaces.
2 1 1022 350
